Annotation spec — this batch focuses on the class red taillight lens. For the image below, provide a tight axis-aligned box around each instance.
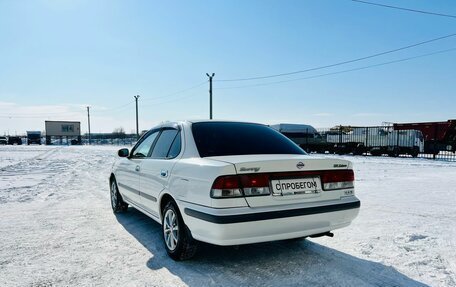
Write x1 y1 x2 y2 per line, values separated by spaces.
212 175 240 189
211 174 271 198
321 170 354 183
321 170 354 190
211 175 243 198
239 174 270 187
239 174 271 196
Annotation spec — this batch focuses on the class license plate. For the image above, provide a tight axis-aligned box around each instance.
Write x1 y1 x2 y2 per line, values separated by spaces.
270 177 321 196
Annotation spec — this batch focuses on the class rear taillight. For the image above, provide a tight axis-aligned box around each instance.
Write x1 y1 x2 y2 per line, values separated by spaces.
239 174 270 196
211 174 271 198
210 175 243 198
211 169 354 198
321 170 354 190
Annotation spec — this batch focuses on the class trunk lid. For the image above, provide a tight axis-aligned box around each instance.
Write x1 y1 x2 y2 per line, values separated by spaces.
207 154 353 207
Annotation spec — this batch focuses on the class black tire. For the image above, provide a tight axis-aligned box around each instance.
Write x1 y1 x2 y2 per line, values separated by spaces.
389 147 400 157
410 148 419 158
388 151 399 157
370 149 382 156
110 178 128 213
162 201 198 260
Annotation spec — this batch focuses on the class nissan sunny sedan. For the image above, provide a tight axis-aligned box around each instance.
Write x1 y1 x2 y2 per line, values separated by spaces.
110 120 360 260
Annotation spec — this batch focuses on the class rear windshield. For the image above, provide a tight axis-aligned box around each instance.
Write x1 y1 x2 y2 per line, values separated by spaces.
192 122 305 157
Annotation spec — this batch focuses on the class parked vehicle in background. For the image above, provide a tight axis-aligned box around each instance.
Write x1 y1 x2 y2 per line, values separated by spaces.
110 121 360 260
0 136 7 145
394 119 456 154
27 131 42 145
270 123 334 153
7 136 22 145
326 127 424 157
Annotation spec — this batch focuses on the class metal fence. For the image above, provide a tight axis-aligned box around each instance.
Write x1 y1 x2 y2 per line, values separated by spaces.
0 133 138 146
5 127 456 161
81 134 137 146
283 126 456 161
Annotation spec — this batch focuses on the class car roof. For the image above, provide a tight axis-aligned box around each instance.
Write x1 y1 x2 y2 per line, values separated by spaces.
187 119 264 125
155 119 265 126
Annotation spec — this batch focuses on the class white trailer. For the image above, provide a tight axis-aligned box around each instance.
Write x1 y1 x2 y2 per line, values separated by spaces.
326 127 424 157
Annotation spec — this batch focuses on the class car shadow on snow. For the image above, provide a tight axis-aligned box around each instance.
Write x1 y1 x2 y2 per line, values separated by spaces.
115 208 429 287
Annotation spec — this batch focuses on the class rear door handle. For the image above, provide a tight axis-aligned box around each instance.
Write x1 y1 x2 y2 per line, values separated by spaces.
135 165 140 172
160 170 168 177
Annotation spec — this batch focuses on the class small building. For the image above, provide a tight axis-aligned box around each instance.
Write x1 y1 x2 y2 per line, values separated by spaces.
45 121 81 145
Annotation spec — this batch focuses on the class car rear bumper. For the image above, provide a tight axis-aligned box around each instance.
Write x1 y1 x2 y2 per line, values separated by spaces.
179 197 360 246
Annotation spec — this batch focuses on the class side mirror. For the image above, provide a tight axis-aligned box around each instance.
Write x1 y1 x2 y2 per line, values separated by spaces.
118 148 129 158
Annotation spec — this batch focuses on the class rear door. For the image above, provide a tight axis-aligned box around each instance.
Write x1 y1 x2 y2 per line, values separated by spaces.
140 127 182 217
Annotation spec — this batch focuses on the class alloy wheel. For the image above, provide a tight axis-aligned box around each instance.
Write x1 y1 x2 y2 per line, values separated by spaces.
163 209 179 251
111 181 117 208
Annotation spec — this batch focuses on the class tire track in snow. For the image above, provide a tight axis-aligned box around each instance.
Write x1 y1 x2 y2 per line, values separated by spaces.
0 148 62 203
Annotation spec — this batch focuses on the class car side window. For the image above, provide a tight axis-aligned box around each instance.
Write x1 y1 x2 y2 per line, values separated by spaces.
131 131 159 158
167 131 181 158
150 129 179 159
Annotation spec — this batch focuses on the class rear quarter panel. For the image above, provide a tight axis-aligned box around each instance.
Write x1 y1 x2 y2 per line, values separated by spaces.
169 158 248 208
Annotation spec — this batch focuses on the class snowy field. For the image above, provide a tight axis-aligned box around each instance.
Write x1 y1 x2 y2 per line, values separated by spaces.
0 146 455 287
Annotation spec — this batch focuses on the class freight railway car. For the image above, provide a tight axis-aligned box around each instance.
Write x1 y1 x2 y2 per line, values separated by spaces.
325 127 424 157
393 120 456 154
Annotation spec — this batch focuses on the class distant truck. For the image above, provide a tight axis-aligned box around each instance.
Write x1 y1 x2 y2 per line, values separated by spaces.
27 131 42 145
270 123 334 153
0 136 7 145
8 136 22 145
326 127 424 157
394 120 456 154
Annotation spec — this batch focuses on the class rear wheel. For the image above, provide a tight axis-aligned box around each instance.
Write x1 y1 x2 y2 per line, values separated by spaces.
162 201 197 260
388 148 399 157
110 178 128 213
370 148 382 156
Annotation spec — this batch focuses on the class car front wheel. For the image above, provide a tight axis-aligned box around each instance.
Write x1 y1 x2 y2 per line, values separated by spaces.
162 201 197 260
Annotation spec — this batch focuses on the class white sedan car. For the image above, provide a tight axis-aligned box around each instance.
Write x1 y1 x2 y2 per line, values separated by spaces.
110 120 360 260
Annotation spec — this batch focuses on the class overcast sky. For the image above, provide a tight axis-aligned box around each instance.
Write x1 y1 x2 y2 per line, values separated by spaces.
1 0 455 134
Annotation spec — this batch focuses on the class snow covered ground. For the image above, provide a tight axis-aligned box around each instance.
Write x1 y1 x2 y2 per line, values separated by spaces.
0 146 455 286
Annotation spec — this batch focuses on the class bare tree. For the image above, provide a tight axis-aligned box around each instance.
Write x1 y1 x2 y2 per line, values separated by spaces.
113 127 126 138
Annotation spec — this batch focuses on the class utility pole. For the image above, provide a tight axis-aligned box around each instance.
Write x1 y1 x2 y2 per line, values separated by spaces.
206 73 215 119
134 95 140 139
87 106 91 145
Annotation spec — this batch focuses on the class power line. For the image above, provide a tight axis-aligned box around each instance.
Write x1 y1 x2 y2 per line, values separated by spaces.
89 81 206 116
351 0 456 19
0 115 72 119
216 33 456 82
141 81 207 102
140 88 206 108
0 109 83 116
94 101 135 114
0 111 85 118
0 82 206 120
215 47 456 90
